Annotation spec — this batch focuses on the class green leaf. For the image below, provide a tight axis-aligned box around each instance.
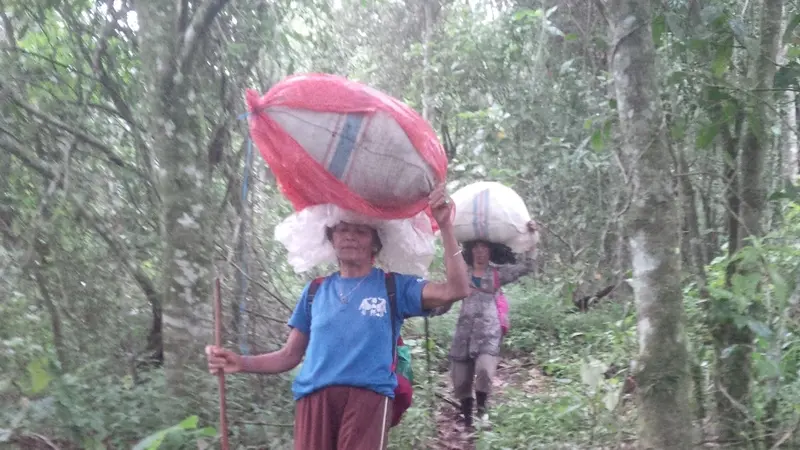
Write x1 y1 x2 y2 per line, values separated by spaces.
708 285 733 300
721 98 737 122
652 15 666 48
671 119 687 140
696 122 720 149
768 183 800 202
27 358 52 395
711 33 734 77
198 427 217 437
701 4 727 28
731 272 762 302
774 62 800 90
603 118 613 136
765 266 789 302
132 430 168 450
754 356 780 379
667 70 690 86
132 416 201 450
768 190 791 201
590 129 605 151
513 8 543 21
425 337 436 352
665 12 685 40
178 415 199 429
564 33 578 41
783 13 800 44
80 438 106 450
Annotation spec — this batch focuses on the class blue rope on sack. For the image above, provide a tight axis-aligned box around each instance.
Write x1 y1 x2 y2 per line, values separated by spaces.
237 126 254 355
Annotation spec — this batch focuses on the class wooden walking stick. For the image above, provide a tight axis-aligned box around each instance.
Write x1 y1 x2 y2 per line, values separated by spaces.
214 278 230 450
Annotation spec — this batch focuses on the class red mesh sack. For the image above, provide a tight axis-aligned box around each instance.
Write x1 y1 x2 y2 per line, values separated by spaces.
245 73 448 224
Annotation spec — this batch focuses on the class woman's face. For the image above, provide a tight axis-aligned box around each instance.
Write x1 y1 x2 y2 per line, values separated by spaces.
330 222 377 263
471 241 490 266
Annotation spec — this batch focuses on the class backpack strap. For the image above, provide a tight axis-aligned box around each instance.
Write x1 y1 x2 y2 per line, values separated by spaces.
493 267 501 292
385 271 399 362
306 276 326 318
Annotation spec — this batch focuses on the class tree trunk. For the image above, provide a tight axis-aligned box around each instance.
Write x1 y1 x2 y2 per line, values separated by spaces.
780 54 799 186
676 146 707 283
792 97 800 182
711 79 744 448
676 143 709 425
32 239 69 374
134 0 229 398
606 0 693 447
421 0 433 122
714 0 784 444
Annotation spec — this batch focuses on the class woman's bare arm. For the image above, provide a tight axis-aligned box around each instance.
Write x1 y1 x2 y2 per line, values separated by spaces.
421 222 471 310
240 328 309 374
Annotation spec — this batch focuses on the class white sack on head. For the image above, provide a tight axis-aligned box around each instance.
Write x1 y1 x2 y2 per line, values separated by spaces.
450 181 538 254
274 204 436 277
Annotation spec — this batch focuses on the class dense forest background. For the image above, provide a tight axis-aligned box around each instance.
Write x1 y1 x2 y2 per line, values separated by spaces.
2 0 800 448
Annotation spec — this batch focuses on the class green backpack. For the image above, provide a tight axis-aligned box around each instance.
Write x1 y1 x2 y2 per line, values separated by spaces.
395 339 413 383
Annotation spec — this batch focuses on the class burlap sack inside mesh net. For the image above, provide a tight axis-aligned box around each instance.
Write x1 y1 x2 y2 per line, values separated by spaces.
266 107 437 207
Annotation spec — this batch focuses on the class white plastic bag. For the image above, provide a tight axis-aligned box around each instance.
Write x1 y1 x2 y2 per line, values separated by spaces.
451 181 537 253
274 204 436 277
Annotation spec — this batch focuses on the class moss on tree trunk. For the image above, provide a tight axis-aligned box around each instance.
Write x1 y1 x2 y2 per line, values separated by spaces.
606 0 693 447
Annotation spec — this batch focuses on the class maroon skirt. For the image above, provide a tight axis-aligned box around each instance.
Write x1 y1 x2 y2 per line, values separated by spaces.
293 385 394 450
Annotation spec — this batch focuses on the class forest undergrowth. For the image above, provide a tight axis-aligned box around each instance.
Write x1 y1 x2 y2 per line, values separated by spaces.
3 278 645 450
390 280 642 450
6 253 800 450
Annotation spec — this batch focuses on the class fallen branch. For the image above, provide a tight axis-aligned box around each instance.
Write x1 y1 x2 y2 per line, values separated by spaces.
573 283 618 312
435 392 460 409
17 433 61 450
770 415 800 449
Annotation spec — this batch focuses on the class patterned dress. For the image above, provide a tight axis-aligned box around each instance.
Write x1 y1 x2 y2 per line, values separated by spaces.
432 256 535 361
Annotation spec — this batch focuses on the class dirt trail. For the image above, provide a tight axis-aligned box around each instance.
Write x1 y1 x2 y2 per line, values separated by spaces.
430 356 547 450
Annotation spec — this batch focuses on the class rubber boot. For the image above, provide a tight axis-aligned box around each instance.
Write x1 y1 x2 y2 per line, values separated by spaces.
459 397 474 428
476 391 488 418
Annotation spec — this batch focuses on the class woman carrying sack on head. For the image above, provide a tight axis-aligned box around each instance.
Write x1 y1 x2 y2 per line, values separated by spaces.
205 183 471 450
430 220 539 429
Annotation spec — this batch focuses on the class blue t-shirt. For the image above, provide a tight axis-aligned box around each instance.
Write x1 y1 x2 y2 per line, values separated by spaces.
287 267 429 400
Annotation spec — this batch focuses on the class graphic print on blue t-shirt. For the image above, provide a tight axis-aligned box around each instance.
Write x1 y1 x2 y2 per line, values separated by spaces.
287 267 429 401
